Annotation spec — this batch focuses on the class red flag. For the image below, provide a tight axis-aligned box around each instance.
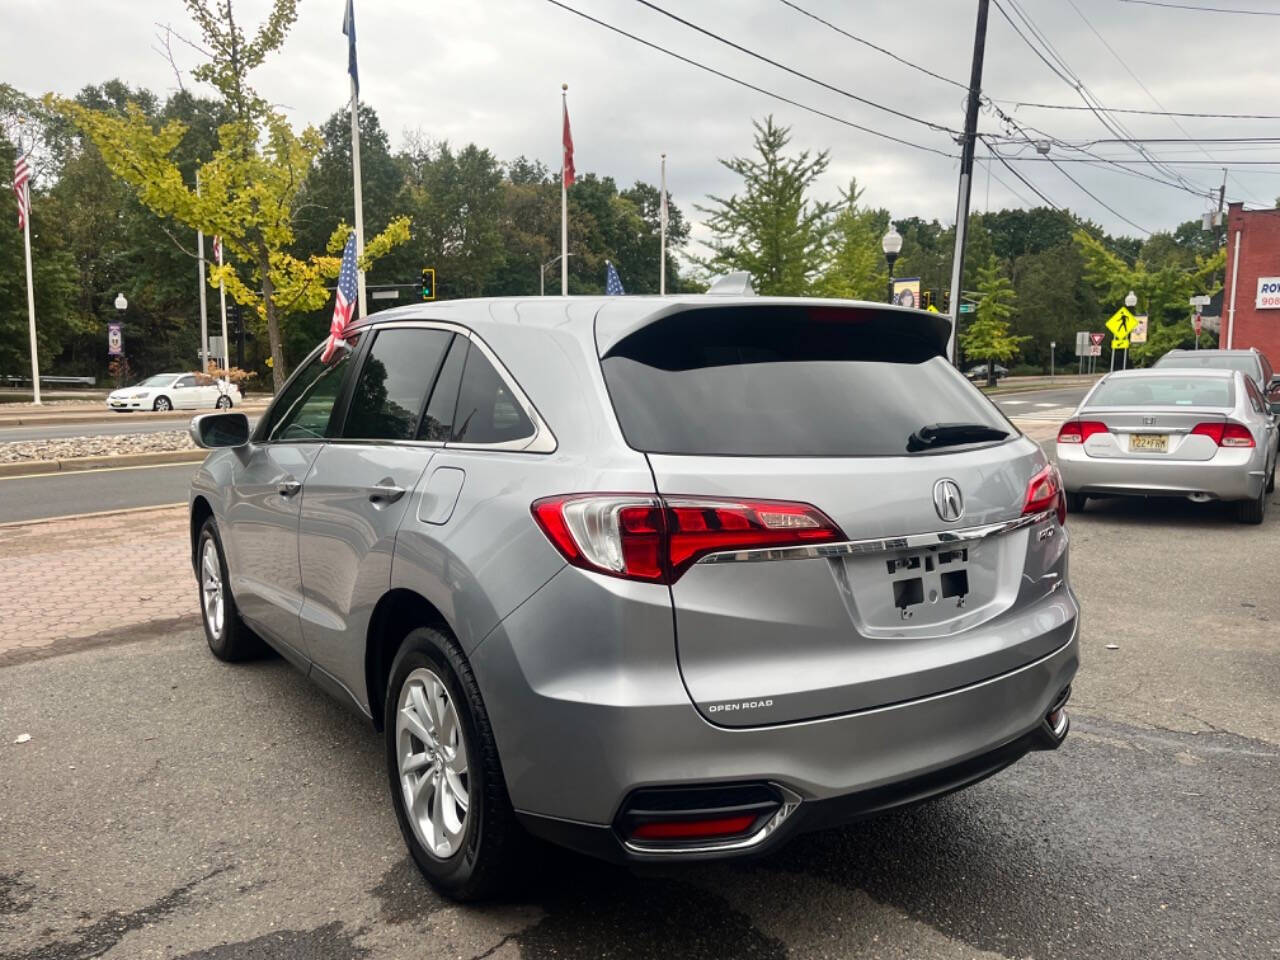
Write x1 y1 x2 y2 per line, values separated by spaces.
562 101 575 188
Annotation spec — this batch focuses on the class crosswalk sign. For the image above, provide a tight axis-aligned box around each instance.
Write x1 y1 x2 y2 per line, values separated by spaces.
926 304 939 313
1111 337 1129 350
1105 306 1138 339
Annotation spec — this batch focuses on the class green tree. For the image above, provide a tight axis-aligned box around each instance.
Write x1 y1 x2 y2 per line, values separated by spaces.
959 257 1027 384
819 179 888 301
696 116 836 295
52 0 409 388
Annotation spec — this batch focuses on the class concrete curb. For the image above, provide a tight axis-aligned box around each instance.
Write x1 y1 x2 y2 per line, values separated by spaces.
0 403 269 428
0 502 186 528
0 448 206 479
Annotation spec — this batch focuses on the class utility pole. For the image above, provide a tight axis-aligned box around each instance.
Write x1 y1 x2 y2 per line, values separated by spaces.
945 0 990 365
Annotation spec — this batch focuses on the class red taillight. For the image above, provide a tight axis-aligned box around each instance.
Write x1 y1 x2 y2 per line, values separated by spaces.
1191 421 1254 448
630 815 758 840
1057 420 1108 444
1024 464 1066 526
530 495 845 584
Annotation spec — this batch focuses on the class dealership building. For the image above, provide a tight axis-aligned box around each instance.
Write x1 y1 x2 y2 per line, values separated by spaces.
1222 202 1280 362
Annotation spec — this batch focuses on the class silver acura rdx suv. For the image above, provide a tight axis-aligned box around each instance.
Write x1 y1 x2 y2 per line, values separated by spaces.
188 294 1079 899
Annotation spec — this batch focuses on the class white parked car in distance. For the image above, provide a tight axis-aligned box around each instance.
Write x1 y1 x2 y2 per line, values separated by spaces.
107 373 242 412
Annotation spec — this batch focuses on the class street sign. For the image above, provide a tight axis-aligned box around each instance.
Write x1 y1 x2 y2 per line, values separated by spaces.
1088 343 1102 357
1111 336 1130 350
1075 331 1090 355
1131 315 1148 344
926 304 939 313
371 289 400 300
958 303 975 314
210 336 225 363
1194 315 1203 336
1090 332 1104 347
1106 306 1138 339
107 323 123 357
1190 294 1211 307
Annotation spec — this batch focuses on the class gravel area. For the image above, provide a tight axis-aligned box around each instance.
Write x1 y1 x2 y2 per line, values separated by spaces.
0 430 195 463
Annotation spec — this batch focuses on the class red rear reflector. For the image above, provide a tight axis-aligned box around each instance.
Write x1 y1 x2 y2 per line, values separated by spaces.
1191 421 1255 447
630 815 758 840
1057 420 1107 444
531 495 844 584
1024 464 1066 526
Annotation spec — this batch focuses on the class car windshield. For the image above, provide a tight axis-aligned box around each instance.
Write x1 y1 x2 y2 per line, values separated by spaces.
1154 354 1257 378
136 375 176 387
1088 376 1234 408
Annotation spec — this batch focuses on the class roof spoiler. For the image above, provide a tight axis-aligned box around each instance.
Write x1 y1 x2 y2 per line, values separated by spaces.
706 272 756 296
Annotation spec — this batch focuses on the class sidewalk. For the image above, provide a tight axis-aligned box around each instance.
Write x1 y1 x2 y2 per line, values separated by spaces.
0 505 195 665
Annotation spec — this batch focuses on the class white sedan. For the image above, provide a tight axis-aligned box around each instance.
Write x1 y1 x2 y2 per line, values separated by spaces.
106 373 242 413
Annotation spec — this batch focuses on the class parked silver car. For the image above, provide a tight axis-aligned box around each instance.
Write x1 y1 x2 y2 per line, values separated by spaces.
188 297 1079 899
1057 368 1278 523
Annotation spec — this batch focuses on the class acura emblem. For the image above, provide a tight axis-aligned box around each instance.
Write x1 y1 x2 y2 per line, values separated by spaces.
1142 416 1156 425
933 479 964 523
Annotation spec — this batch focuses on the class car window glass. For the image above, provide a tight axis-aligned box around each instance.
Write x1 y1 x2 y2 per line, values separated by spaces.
451 345 535 445
1244 378 1265 414
175 375 197 388
268 345 357 441
418 335 466 442
343 329 453 441
1089 376 1233 408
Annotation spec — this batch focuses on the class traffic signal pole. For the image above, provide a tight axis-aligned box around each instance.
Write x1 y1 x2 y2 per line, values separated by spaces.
945 0 990 365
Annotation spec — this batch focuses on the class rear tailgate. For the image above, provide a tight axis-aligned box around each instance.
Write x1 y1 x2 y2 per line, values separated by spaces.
598 301 1074 727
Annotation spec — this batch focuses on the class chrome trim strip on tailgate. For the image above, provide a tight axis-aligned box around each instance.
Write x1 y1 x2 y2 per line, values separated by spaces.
697 509 1056 566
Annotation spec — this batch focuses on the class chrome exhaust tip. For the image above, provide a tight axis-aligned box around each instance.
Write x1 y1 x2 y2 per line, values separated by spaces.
1035 686 1071 748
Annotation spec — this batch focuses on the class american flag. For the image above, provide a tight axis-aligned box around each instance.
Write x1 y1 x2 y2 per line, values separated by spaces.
562 100 575 188
343 0 359 96
605 261 625 296
212 235 222 264
321 232 359 363
13 150 31 232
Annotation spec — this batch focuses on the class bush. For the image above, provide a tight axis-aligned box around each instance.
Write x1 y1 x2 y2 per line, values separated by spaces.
1011 363 1043 377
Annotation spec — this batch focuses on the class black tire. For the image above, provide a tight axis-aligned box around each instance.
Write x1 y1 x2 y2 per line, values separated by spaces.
384 626 519 901
1267 457 1276 495
1065 492 1088 514
1235 484 1267 525
153 396 172 412
215 395 233 410
196 517 265 660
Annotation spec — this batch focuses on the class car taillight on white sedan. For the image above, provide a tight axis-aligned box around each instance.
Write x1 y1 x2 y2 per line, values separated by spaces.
1056 420 1108 444
531 495 845 584
1190 421 1255 448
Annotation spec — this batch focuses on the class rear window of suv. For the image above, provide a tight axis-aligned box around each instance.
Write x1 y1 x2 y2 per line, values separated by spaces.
600 307 1011 457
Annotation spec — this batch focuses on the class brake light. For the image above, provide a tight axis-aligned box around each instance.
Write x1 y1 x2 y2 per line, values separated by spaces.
1024 464 1067 526
1191 421 1254 447
531 495 845 584
1057 420 1107 444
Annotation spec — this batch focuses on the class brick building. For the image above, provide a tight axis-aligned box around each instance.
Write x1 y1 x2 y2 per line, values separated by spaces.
1222 202 1280 364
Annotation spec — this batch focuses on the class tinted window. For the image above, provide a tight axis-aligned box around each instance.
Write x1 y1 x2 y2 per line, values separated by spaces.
418 336 466 441
601 308 1008 457
1088 376 1233 408
266 345 357 441
452 344 535 444
343 329 453 441
174 375 197 388
1154 353 1260 383
1244 378 1266 414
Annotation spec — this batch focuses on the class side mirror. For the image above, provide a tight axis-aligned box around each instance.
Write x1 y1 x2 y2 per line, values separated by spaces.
190 412 250 449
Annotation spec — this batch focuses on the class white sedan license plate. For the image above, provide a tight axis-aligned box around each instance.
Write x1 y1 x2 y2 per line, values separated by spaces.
1130 433 1168 453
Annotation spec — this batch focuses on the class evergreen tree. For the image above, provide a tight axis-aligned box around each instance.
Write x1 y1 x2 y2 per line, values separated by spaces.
959 257 1026 385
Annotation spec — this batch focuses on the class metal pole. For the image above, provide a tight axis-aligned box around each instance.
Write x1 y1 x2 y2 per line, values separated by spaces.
196 172 208 374
561 85 569 297
350 74 367 319
22 199 40 405
217 242 229 377
659 153 667 296
945 0 990 364
1227 229 1241 349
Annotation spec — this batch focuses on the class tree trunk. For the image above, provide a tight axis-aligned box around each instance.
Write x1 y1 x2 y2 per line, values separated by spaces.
260 256 286 392
987 357 996 389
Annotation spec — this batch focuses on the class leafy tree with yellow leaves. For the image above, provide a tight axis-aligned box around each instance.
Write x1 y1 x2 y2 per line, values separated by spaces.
51 0 409 389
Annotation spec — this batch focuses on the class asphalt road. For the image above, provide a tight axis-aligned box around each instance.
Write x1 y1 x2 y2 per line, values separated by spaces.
0 462 197 523
989 383 1093 420
2 491 1278 957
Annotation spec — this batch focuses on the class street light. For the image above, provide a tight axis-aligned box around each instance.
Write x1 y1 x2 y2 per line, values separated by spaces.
540 253 575 296
1125 290 1138 309
114 292 127 311
1122 290 1138 371
882 226 903 304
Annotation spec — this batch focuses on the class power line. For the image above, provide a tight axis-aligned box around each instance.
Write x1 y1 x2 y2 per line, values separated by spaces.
1006 101 1280 120
629 0 960 136
542 0 958 158
775 0 969 92
987 148 1061 209
1118 0 1280 13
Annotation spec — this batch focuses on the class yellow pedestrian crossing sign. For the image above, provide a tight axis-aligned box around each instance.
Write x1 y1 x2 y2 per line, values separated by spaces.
1106 306 1138 340
926 304 939 313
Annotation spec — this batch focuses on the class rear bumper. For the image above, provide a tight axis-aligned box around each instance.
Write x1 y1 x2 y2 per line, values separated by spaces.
471 564 1080 859
1058 446 1262 501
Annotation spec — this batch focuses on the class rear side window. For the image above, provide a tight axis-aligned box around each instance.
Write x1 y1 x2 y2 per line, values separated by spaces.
418 335 466 442
1089 376 1233 408
601 308 1008 457
452 344 535 445
342 328 453 441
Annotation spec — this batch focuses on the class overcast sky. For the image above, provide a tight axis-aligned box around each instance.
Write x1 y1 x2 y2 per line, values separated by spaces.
11 0 1280 253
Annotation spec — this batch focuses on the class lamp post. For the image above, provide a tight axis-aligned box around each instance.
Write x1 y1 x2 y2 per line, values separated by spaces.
882 226 903 303
113 293 128 388
1123 290 1137 370
541 253 575 296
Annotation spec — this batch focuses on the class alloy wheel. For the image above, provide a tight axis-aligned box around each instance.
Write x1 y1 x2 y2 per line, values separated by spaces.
155 397 171 412
200 537 224 639
216 395 231 409
396 667 470 859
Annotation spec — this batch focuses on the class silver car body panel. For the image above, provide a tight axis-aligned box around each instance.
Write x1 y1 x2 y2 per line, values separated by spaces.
191 294 1079 848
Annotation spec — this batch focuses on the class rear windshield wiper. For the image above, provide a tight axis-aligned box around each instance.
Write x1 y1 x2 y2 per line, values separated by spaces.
907 422 1009 453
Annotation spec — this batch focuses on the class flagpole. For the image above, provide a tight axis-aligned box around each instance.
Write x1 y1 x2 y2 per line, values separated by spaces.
196 172 209 374
659 153 667 296
558 85 568 299
217 242 229 379
350 74 367 319
22 194 40 406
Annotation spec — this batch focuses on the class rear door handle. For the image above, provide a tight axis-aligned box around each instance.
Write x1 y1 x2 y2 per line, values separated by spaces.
368 482 406 504
277 477 302 498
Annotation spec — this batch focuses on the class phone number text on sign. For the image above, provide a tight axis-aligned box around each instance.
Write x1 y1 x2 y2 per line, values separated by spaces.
1257 277 1280 309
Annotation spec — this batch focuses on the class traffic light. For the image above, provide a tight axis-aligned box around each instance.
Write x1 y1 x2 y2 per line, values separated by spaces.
921 290 932 310
942 290 951 313
422 267 436 301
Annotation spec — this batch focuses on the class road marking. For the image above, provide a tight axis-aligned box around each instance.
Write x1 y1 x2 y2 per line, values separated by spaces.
1002 400 1029 406
0 460 200 482
1011 405 1076 421
1034 402 1057 408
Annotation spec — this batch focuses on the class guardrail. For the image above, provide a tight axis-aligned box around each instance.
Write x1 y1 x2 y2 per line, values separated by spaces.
4 375 97 387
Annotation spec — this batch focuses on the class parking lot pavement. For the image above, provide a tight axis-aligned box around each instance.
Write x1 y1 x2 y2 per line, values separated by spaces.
1 456 1277 959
